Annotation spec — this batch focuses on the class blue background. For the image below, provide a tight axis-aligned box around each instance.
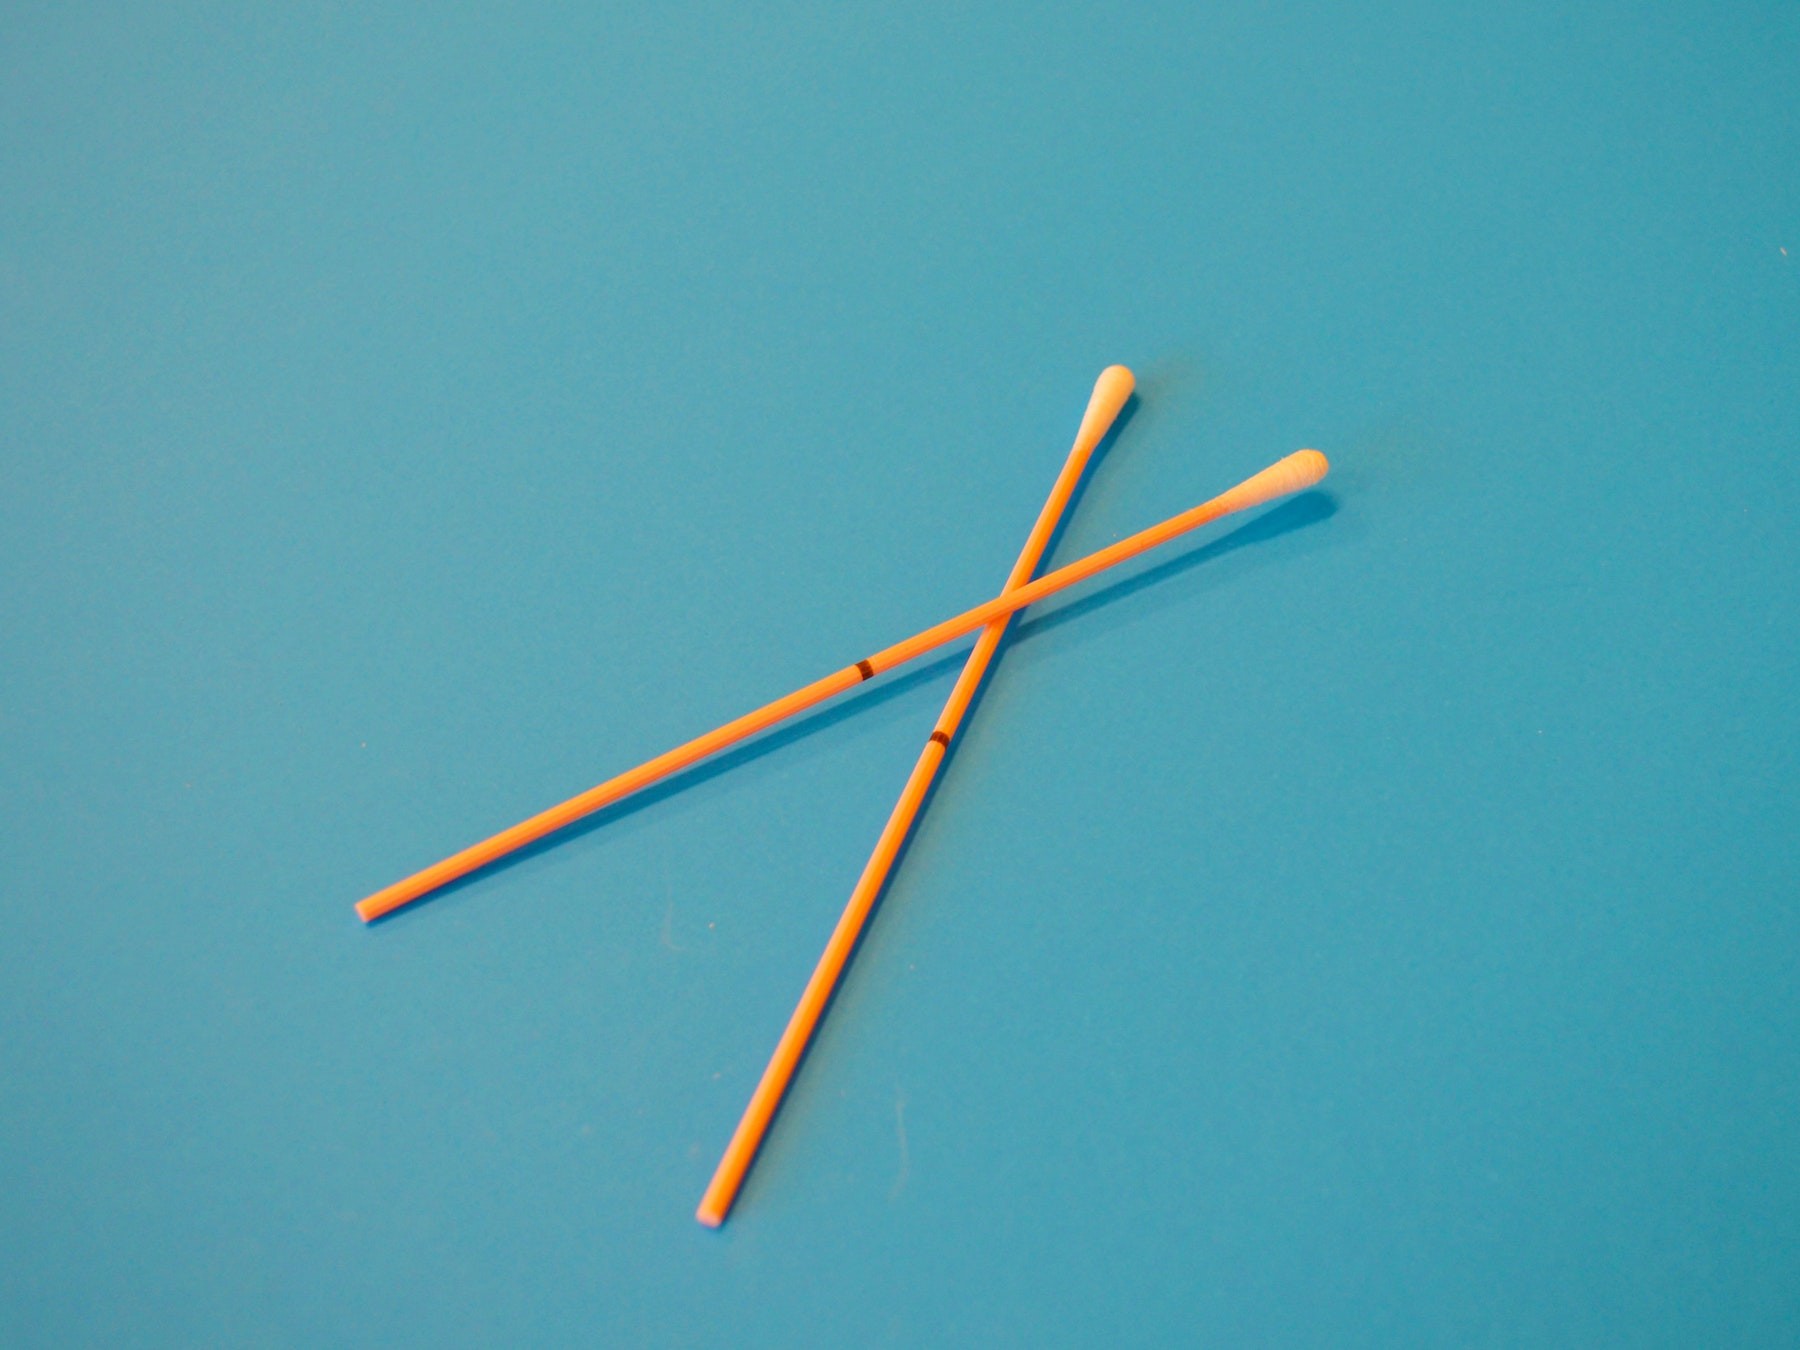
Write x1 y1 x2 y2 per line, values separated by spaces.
4 3 1797 1344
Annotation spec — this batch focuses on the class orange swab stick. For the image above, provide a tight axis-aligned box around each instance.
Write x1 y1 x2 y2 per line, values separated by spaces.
354 448 1329 923
695 364 1134 1227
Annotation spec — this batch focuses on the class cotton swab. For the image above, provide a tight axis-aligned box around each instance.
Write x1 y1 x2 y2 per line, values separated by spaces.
695 364 1133 1227
354 449 1329 922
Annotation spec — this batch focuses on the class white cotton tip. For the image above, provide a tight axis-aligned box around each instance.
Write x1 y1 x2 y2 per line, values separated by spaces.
1213 449 1329 515
1071 365 1136 456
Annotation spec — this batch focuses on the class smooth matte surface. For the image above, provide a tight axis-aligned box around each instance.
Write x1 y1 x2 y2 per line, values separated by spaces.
3 3 1797 1345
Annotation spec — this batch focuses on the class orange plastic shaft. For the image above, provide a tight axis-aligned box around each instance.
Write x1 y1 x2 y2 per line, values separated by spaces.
355 665 864 920
694 366 1134 1227
354 449 1328 922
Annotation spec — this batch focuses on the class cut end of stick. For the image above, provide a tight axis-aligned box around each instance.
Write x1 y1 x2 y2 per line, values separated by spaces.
695 1202 726 1228
356 890 401 923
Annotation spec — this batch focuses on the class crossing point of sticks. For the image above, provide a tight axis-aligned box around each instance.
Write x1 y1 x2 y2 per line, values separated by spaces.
348 369 1329 1226
696 365 1134 1227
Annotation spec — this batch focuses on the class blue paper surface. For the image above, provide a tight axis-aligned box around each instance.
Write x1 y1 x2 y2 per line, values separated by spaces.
3 3 1797 1344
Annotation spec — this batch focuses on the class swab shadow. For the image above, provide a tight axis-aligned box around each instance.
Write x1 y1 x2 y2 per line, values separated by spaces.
1014 487 1339 646
1039 391 1139 566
